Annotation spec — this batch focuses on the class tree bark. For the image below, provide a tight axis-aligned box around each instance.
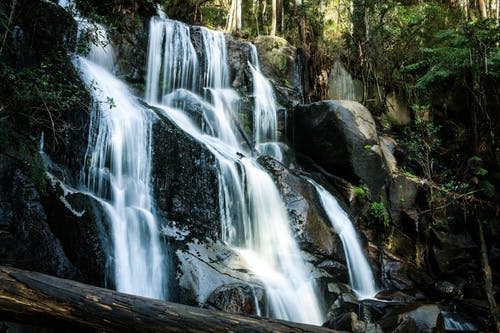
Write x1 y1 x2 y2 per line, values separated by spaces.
271 0 277 36
476 219 500 333
0 265 336 333
478 0 488 18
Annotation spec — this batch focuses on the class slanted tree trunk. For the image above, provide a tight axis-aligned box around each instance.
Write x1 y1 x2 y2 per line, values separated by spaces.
0 266 336 333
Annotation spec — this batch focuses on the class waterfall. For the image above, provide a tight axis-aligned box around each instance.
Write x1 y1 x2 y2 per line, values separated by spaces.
308 179 378 299
248 44 282 161
145 17 199 103
145 17 323 325
329 61 359 101
75 23 166 299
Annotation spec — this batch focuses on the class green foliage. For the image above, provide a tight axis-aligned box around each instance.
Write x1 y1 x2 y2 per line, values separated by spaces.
353 186 366 198
366 201 390 231
400 104 441 179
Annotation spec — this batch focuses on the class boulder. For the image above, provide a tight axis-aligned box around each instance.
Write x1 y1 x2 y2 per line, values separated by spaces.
292 100 389 200
204 283 265 315
175 240 263 306
379 304 445 333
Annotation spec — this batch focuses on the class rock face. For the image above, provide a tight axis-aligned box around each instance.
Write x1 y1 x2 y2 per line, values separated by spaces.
253 36 301 108
258 156 344 262
292 100 389 200
0 158 80 280
151 113 220 241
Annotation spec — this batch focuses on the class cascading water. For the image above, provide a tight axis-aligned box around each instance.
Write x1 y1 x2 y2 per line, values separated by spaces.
145 16 323 324
145 17 199 103
248 45 282 161
308 179 378 299
74 21 166 299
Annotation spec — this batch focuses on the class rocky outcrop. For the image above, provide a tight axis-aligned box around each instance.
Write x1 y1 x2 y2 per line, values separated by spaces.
253 36 301 108
0 157 80 280
151 113 220 241
258 156 344 262
292 100 390 200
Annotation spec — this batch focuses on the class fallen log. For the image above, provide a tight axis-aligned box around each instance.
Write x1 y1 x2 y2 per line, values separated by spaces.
0 266 337 333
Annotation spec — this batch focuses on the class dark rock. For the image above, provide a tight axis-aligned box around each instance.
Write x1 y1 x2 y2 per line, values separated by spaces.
379 304 445 333
151 113 220 242
430 229 479 276
292 100 389 200
204 283 265 315
375 290 416 303
10 0 77 68
433 281 463 300
0 158 80 280
257 156 344 261
318 260 349 283
379 250 433 293
225 35 254 92
323 312 364 331
42 181 112 287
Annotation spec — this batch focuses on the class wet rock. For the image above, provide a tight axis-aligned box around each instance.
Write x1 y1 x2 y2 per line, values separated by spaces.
175 240 263 306
257 156 344 261
292 100 389 200
151 114 220 241
375 290 416 303
379 304 445 333
226 35 254 92
319 260 349 283
0 159 80 280
42 178 112 287
204 283 265 315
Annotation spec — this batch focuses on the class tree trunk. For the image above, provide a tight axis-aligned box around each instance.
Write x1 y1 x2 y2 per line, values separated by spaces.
0 266 336 333
478 0 488 18
271 0 277 36
476 219 500 333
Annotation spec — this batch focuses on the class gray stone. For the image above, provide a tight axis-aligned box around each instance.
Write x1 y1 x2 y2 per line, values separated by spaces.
292 100 390 200
380 304 445 333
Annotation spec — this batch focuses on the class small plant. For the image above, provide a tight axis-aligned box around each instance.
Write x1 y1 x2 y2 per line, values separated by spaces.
353 186 367 198
367 201 390 230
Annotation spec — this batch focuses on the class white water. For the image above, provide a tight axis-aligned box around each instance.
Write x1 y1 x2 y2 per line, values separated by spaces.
443 311 477 331
75 23 166 299
308 179 378 299
145 17 323 324
248 44 282 161
145 17 199 103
